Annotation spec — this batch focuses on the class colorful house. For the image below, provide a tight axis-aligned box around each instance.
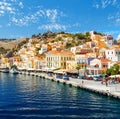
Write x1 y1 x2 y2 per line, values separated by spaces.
105 45 120 62
88 58 111 75
46 50 74 69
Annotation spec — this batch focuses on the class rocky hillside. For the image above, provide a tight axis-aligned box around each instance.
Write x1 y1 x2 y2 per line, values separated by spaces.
0 38 28 49
0 38 28 55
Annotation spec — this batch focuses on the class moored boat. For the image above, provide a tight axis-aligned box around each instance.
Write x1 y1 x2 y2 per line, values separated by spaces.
1 68 9 73
10 69 19 74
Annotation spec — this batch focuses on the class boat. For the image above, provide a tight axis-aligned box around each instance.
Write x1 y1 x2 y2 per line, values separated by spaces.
2 68 9 73
10 69 19 74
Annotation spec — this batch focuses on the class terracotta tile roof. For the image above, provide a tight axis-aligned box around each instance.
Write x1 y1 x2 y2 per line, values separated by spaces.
109 45 120 49
98 58 111 63
47 50 74 56
12 56 21 59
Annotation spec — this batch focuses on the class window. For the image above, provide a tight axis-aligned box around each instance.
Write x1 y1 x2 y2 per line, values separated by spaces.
103 64 108 68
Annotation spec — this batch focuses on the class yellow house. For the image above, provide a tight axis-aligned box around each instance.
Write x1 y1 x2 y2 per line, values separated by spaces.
33 57 46 69
46 50 74 69
0 57 10 68
66 60 76 70
9 56 21 67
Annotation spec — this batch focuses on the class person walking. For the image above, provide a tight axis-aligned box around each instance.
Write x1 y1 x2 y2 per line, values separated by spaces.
105 77 108 87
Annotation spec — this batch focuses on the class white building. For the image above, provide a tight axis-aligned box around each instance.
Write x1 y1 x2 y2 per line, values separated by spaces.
105 47 120 61
101 35 114 47
39 44 47 54
71 46 77 54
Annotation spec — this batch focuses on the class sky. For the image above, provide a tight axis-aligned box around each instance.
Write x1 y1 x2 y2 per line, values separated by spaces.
0 0 120 39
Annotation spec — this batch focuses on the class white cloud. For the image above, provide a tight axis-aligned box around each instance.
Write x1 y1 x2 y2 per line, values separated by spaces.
107 11 120 25
0 10 4 16
0 0 65 29
10 0 17 2
116 18 120 24
93 0 117 9
38 23 66 31
105 30 119 35
72 23 81 27
19 2 24 9
107 15 114 20
95 4 99 9
46 9 58 22
11 8 60 26
0 1 15 16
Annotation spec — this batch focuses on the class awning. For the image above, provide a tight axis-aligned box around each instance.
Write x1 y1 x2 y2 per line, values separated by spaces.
109 75 120 78
66 69 78 73
54 69 66 74
42 67 59 72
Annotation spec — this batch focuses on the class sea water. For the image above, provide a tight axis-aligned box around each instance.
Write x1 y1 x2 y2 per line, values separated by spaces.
0 73 120 119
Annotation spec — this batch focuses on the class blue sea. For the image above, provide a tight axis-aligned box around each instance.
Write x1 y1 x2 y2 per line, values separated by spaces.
0 73 120 119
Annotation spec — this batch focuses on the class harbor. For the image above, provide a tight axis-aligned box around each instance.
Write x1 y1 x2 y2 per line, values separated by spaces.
14 70 120 99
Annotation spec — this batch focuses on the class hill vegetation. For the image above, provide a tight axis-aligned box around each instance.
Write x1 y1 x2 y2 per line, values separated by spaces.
31 31 92 49
0 31 94 56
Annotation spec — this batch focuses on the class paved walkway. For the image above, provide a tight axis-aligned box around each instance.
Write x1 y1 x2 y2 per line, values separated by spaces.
69 78 120 97
20 71 120 99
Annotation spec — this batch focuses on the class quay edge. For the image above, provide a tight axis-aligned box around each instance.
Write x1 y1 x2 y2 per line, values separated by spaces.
16 71 120 100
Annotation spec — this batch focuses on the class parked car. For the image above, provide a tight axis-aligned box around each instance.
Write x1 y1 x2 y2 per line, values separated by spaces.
86 76 93 80
48 73 53 77
78 75 86 79
63 75 69 80
56 74 63 79
93 75 103 81
71 75 78 78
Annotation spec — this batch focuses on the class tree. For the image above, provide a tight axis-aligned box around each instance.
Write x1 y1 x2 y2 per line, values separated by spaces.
84 32 90 38
112 64 119 74
11 65 18 70
76 64 81 76
65 42 72 49
106 64 120 75
32 34 36 38
106 69 112 75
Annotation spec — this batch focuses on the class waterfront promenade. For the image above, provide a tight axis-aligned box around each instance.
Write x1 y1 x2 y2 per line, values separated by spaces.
19 71 120 99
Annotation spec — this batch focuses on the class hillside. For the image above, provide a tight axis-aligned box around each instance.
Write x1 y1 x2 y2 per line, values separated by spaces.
0 38 27 49
0 38 29 55
1 31 117 56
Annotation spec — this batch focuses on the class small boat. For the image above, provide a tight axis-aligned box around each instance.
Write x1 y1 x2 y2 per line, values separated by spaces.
2 68 9 73
10 69 19 74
